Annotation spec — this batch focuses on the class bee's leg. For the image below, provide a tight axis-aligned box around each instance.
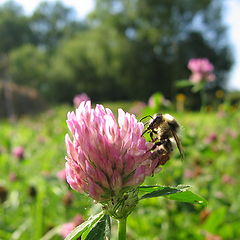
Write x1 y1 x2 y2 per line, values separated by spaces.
149 139 165 152
150 132 154 141
150 130 158 141
150 142 172 168
141 129 148 136
150 147 170 176
165 139 173 152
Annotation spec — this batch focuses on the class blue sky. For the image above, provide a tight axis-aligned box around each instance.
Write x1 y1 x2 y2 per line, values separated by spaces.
0 0 239 90
223 0 240 90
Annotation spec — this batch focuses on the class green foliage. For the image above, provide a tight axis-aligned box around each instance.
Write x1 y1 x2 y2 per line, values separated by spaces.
49 26 130 101
9 44 48 94
0 1 34 53
83 215 111 240
90 0 232 97
0 102 240 239
30 1 86 51
64 213 109 240
139 185 207 206
0 0 233 103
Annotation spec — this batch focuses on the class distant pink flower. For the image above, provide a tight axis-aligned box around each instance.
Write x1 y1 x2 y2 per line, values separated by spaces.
188 58 215 83
65 101 161 201
204 133 217 145
148 94 171 109
205 233 223 240
73 93 90 107
217 110 225 118
12 146 24 160
184 169 195 179
60 222 75 238
225 128 237 139
9 173 17 182
37 136 46 144
148 95 155 108
129 101 146 115
60 214 84 238
184 167 202 179
189 72 203 83
57 169 66 181
188 58 214 73
221 174 235 184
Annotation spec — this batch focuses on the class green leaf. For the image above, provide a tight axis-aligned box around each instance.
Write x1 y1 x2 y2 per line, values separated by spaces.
139 185 207 206
139 185 190 199
138 185 190 193
192 82 205 92
84 215 111 240
65 212 104 240
176 80 193 88
166 191 207 206
202 207 226 232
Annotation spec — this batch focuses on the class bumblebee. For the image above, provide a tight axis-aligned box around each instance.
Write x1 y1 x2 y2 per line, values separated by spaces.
141 113 184 161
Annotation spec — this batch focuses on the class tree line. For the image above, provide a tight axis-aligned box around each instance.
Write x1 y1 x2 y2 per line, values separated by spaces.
0 0 233 103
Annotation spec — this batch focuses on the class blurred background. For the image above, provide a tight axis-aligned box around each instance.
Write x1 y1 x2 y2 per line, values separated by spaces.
0 0 240 240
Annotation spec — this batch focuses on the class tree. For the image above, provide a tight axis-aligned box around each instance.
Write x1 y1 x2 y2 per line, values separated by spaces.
88 0 232 99
9 44 49 96
30 1 88 51
49 26 131 102
0 1 34 54
1 0 233 103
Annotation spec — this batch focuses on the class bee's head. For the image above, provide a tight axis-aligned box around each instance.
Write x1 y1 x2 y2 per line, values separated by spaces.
151 114 164 127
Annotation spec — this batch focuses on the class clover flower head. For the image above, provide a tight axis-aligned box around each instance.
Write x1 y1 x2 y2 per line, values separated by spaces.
188 58 215 83
129 101 146 115
65 101 160 202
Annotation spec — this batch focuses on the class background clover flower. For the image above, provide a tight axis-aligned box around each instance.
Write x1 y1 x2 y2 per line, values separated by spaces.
59 214 84 238
12 146 25 160
56 169 66 181
65 101 160 202
73 93 90 107
188 58 216 83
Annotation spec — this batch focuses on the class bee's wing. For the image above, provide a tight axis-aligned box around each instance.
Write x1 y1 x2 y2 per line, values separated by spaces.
171 129 184 160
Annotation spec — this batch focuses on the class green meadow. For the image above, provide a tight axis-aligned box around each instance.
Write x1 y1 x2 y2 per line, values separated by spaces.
0 102 239 240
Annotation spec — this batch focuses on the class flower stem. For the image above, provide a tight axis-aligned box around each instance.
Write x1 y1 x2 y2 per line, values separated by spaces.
118 218 127 240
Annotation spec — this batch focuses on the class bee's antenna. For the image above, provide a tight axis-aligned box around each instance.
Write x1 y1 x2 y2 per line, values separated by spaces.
140 115 153 122
143 122 150 126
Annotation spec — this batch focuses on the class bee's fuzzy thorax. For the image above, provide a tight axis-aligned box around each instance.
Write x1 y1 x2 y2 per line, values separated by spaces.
163 113 174 121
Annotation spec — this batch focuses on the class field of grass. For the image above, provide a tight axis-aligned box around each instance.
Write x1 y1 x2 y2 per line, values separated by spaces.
0 102 239 240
